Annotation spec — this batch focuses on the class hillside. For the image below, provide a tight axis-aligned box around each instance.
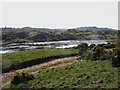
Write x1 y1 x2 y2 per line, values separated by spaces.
1 26 118 43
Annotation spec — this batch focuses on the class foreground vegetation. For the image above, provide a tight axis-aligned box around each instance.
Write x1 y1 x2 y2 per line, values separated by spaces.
8 60 118 88
2 49 79 69
2 40 119 89
4 39 119 89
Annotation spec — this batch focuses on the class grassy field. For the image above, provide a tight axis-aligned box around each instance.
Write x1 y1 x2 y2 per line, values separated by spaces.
9 60 118 88
2 49 79 68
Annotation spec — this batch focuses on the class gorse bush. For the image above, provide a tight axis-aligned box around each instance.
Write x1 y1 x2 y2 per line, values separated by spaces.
112 30 120 67
91 46 110 60
103 43 116 49
11 71 34 85
89 44 96 49
112 47 120 67
78 43 88 59
78 43 88 51
78 43 113 61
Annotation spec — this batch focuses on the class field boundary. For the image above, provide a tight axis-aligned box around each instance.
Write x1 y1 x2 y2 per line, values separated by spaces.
2 55 79 87
2 53 79 73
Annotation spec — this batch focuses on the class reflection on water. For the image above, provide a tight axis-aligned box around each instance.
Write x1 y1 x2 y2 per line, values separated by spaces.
0 50 16 54
1 40 109 54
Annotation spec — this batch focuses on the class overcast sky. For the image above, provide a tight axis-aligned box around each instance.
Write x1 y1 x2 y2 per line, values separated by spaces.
1 2 118 29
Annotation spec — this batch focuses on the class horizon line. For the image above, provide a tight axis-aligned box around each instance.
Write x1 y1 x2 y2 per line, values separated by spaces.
0 25 118 30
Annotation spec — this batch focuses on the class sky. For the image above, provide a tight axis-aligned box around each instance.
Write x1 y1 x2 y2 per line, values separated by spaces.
1 2 118 29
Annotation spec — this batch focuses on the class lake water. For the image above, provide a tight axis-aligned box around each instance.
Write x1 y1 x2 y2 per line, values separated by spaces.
0 50 16 54
0 40 109 54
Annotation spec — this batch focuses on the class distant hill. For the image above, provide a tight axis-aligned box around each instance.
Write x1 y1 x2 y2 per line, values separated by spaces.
1 27 67 33
1 26 116 33
67 26 116 32
1 26 118 43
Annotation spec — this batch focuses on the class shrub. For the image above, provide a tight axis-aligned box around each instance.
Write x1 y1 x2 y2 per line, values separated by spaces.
79 43 114 61
90 45 111 60
11 71 34 85
112 30 120 67
78 43 88 51
78 43 88 59
103 43 116 49
112 48 120 67
89 44 96 49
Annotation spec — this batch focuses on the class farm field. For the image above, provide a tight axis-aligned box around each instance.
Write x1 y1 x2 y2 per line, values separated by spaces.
8 60 118 88
2 49 79 69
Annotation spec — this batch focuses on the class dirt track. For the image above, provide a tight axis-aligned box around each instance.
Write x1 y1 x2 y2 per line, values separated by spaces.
2 56 79 87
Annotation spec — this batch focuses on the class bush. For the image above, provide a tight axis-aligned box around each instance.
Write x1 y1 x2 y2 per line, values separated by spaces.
97 44 105 47
78 43 88 51
103 43 116 49
78 43 88 59
89 45 111 60
112 48 120 67
89 44 96 49
11 71 34 85
79 43 114 61
112 31 120 67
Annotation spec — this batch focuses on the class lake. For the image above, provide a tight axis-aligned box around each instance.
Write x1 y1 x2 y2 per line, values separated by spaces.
0 40 109 54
